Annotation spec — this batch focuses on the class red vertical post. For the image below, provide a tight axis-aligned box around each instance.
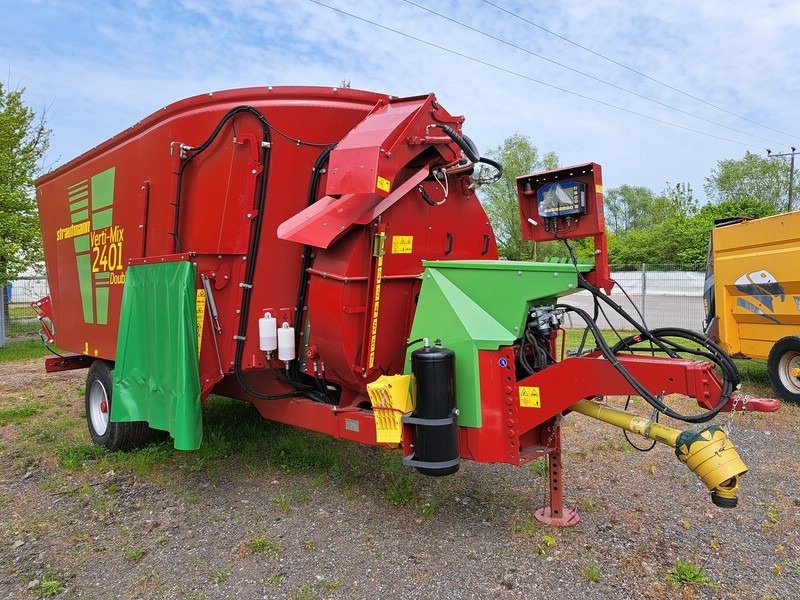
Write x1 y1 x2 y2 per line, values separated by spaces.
534 424 580 527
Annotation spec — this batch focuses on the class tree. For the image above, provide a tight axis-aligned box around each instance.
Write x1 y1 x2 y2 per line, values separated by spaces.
0 83 50 287
608 195 776 269
704 151 794 212
482 133 559 260
604 185 657 233
604 182 696 234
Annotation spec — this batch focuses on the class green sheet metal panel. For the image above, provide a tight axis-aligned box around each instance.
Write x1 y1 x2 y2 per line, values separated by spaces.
111 261 203 450
408 260 588 428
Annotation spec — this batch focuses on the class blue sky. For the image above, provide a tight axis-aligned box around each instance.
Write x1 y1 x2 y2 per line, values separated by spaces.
3 0 799 200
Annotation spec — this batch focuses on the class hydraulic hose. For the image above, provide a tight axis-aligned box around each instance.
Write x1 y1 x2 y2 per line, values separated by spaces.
435 124 503 182
557 302 734 423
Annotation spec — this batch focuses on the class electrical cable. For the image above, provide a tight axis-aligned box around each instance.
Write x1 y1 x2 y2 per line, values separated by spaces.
287 144 339 404
174 106 341 402
480 0 799 141
402 0 790 147
551 239 737 424
383 337 425 375
557 302 733 423
622 395 658 452
434 124 503 182
39 332 67 359
306 0 773 150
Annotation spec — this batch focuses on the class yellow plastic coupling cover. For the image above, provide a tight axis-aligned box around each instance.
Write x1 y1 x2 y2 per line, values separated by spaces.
366 375 414 444
676 426 748 490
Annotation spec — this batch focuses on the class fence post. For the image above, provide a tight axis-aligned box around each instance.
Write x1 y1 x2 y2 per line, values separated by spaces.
640 263 647 320
0 285 6 348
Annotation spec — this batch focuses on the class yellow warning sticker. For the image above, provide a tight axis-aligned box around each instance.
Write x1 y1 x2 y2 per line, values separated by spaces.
519 386 541 408
595 184 603 195
196 288 206 356
376 176 391 193
391 235 413 254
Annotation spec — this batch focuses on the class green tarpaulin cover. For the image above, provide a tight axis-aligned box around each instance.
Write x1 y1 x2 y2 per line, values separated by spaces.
111 261 203 450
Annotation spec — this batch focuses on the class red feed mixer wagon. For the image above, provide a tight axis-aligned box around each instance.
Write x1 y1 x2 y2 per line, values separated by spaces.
34 86 777 524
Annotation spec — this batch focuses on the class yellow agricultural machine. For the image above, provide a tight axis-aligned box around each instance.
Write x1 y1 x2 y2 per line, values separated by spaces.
705 211 800 402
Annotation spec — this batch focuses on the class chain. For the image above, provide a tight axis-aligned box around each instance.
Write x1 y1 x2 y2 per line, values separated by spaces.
723 393 751 438
544 414 563 450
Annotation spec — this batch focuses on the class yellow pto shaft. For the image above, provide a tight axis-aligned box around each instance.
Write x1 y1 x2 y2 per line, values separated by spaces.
570 399 748 508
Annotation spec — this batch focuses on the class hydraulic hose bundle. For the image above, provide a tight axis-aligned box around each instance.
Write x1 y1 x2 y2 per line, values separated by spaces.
557 276 740 425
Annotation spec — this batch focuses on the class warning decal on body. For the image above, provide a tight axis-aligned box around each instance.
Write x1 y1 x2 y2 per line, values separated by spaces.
519 386 541 408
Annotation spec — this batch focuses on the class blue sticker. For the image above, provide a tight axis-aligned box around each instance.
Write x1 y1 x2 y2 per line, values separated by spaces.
499 357 508 368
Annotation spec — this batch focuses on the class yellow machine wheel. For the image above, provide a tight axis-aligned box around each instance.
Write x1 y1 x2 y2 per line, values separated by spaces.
767 336 800 403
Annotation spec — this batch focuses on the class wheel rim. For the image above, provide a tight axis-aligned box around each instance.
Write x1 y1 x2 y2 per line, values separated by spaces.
88 380 110 436
777 350 800 394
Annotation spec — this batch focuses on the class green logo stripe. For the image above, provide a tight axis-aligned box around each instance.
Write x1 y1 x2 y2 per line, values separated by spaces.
67 179 88 192
70 209 89 223
75 254 94 323
90 169 115 210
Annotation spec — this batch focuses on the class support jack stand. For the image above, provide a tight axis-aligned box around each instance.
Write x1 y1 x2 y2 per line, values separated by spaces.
534 425 580 527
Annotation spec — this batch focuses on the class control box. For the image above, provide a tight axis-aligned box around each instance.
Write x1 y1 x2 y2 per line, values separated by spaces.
517 162 604 242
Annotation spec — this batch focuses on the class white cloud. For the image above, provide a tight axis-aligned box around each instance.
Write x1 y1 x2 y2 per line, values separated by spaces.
2 0 798 197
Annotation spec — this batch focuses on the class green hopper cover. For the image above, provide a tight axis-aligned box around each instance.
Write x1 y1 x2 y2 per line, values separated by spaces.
111 261 203 450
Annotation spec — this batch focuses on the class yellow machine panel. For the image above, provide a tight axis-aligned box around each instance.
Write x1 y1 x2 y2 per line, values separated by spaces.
710 211 800 402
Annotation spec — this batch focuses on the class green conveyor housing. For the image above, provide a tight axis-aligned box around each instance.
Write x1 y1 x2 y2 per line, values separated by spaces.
407 260 591 428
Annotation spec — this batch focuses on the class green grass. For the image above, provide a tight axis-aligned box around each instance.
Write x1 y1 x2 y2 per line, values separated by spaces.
0 338 55 361
0 404 47 426
665 560 718 587
35 577 65 598
125 547 145 562
581 563 601 582
243 536 280 556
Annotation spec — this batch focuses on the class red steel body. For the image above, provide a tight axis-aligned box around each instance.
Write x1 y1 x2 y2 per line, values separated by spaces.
36 87 497 446
37 86 773 469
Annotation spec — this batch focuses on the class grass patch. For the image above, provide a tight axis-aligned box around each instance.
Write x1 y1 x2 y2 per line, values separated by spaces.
665 560 717 587
58 443 107 470
527 457 548 476
35 577 65 598
581 563 601 582
242 536 280 556
0 404 47 425
0 338 55 361
125 547 145 562
211 569 230 584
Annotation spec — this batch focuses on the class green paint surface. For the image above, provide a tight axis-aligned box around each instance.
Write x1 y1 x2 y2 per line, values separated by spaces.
112 261 203 450
67 179 88 192
70 209 88 223
90 168 115 209
92 207 113 230
95 287 109 325
69 198 88 211
75 253 94 323
73 235 89 253
407 260 590 427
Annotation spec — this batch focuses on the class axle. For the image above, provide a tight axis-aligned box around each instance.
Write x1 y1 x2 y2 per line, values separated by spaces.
570 399 748 508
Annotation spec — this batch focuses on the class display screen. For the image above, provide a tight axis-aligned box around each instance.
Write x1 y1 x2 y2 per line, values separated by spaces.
536 181 586 218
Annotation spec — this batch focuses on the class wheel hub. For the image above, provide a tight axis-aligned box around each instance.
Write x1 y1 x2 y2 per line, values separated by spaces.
88 380 110 436
779 351 800 393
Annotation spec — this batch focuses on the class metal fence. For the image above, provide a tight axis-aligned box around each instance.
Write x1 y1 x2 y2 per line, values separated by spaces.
1 276 49 346
0 267 706 346
560 264 705 332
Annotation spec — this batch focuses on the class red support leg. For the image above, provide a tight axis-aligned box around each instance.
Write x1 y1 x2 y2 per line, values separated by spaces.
534 424 580 527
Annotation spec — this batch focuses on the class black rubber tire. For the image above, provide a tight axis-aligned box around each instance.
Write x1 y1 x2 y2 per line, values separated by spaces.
84 360 155 450
767 336 800 404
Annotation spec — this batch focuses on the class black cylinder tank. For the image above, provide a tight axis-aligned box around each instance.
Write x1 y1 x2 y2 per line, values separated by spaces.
402 341 460 476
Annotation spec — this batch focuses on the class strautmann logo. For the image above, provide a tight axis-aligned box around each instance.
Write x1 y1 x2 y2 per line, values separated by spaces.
57 167 126 324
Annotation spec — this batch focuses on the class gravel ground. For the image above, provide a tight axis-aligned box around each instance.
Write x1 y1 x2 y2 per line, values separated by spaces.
1 358 799 599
